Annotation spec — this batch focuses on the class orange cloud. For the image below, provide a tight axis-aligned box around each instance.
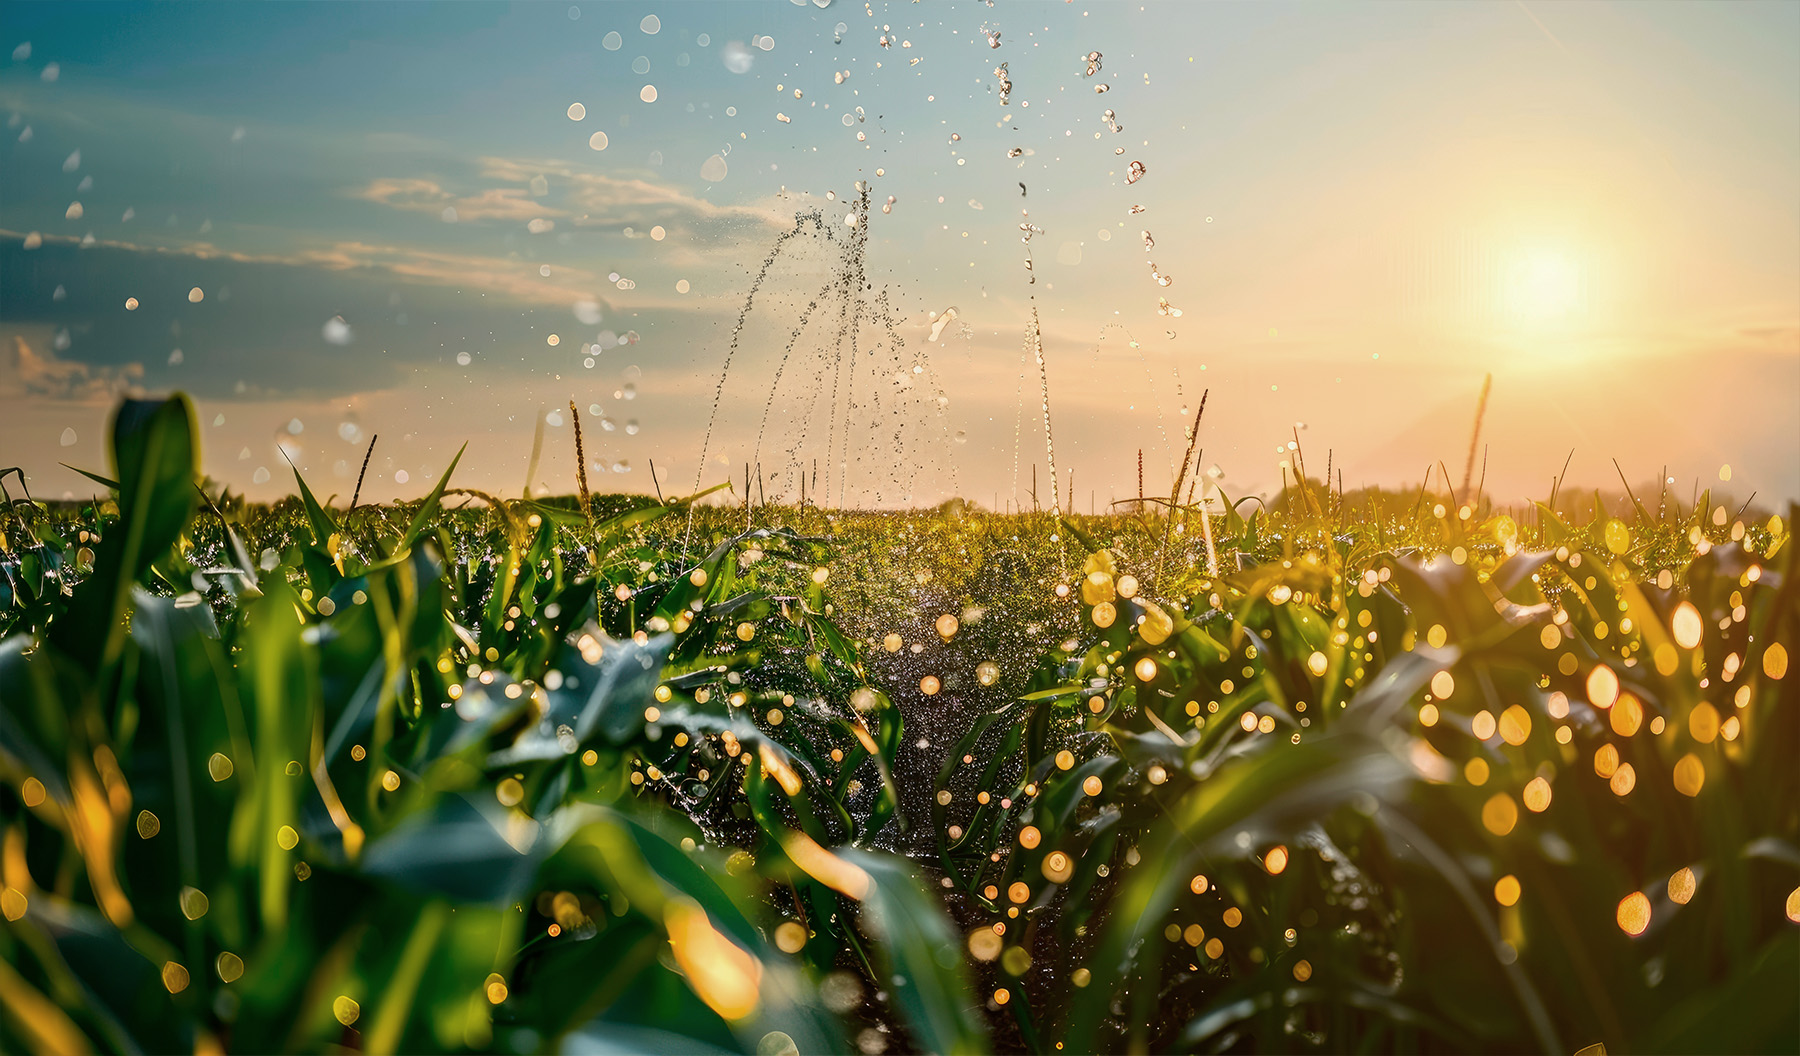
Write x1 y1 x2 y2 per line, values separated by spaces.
0 334 143 401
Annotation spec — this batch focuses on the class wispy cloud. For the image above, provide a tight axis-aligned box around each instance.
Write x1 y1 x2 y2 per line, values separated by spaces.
347 155 785 233
0 334 143 401
349 176 546 222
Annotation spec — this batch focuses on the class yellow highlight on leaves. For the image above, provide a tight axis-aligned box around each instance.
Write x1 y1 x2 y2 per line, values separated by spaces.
216 951 244 983
1540 624 1562 650
759 744 804 797
1464 758 1489 786
1307 651 1328 677
1430 670 1455 699
1481 794 1519 836
1292 958 1313 982
1018 826 1042 849
1672 602 1704 650
162 962 190 994
1594 743 1620 778
1673 754 1705 797
1139 601 1174 645
665 899 763 1022
1617 892 1651 936
1786 886 1800 924
781 832 871 900
1081 569 1116 606
1427 624 1448 649
1472 710 1497 740
1603 520 1630 555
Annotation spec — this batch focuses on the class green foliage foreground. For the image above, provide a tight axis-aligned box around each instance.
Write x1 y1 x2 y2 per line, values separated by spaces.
0 395 1795 1054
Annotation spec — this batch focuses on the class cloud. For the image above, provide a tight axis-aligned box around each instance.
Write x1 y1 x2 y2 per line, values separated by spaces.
0 334 143 401
3 226 620 311
349 176 548 222
347 155 786 233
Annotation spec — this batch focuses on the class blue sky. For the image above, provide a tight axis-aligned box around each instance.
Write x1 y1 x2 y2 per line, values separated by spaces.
2 1 1796 507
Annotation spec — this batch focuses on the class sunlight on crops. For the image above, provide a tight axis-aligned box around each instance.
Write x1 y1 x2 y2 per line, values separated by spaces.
1 386 1795 1054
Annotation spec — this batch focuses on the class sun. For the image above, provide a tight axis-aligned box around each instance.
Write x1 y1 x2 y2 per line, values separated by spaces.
1505 250 1584 328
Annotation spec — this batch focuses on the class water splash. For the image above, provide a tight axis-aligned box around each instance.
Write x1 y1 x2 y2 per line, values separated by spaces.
694 185 960 512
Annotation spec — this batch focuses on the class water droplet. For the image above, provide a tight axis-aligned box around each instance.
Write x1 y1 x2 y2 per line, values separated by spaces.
588 130 609 151
700 154 728 182
602 30 622 50
639 13 660 34
639 84 658 103
322 316 353 345
567 102 586 120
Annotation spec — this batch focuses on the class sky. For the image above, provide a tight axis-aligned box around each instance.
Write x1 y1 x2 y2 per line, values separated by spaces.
2 0 1796 510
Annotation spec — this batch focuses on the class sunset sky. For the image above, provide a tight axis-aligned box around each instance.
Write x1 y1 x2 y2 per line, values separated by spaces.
2 1 1796 509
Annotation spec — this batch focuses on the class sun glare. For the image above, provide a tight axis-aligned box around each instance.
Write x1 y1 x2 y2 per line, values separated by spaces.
1505 250 1584 328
